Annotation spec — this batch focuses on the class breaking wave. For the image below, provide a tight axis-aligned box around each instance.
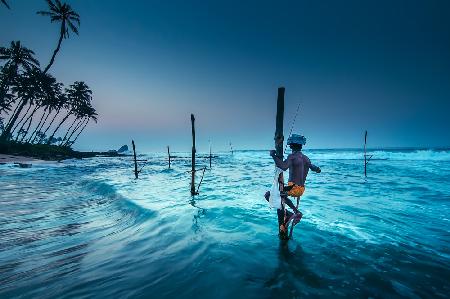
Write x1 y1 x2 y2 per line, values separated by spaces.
306 149 450 161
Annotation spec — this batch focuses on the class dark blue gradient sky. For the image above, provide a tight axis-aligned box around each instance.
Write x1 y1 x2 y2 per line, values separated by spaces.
1 0 449 151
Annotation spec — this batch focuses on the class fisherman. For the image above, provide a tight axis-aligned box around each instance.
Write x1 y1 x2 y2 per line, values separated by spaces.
264 133 321 236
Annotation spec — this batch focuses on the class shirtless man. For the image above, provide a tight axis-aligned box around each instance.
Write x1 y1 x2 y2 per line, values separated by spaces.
264 134 321 236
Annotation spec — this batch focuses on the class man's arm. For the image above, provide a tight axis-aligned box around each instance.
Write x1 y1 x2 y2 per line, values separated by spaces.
270 150 291 171
309 163 321 173
306 156 321 173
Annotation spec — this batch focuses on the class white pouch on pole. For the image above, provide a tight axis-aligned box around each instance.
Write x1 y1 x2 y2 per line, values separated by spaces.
269 167 283 209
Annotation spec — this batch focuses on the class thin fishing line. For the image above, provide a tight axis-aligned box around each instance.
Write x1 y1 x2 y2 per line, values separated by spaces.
284 102 301 154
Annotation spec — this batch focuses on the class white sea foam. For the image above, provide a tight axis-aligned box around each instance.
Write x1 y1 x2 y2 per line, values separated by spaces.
306 149 450 161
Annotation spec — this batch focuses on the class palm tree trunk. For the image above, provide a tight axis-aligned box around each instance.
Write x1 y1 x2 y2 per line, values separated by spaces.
43 20 65 74
20 115 34 142
63 117 86 147
0 99 27 140
70 119 89 146
28 108 47 143
4 98 22 128
14 106 39 141
11 102 32 135
41 108 60 140
31 109 51 144
46 112 70 145
60 117 78 145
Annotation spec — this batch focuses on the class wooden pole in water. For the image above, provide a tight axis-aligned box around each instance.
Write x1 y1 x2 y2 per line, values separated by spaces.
132 140 138 179
364 130 373 177
209 140 212 169
167 145 171 169
364 131 367 177
274 87 287 240
191 114 197 195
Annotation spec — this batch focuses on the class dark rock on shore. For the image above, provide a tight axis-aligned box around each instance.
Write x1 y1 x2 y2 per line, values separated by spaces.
118 145 129 153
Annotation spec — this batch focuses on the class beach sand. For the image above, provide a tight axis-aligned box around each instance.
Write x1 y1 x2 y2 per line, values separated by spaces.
0 154 53 165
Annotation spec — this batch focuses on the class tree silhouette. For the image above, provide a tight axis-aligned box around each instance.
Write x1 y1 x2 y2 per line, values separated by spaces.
0 4 96 148
1 0 10 9
0 41 40 74
26 73 59 142
0 68 42 140
47 81 91 144
37 0 80 74
63 101 97 147
0 41 40 138
0 67 14 114
39 86 65 143
69 109 96 146
10 69 46 141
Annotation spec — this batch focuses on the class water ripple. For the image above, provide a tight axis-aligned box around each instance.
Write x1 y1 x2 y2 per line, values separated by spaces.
1 150 449 298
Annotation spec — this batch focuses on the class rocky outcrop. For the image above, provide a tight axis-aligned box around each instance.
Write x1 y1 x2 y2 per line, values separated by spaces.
118 145 129 153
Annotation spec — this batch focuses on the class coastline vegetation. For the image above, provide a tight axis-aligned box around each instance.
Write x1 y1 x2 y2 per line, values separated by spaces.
0 0 104 160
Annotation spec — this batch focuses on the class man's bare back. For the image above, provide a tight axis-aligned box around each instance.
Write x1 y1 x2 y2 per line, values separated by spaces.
270 150 321 186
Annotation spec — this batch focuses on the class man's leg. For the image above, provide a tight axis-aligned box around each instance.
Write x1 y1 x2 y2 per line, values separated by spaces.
282 194 301 214
282 194 303 231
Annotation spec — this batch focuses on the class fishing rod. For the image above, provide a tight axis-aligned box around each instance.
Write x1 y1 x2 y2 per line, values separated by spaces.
284 102 301 154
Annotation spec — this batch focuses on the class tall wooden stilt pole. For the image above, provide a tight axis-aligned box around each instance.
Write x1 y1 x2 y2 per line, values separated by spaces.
209 140 212 169
167 145 171 169
274 87 287 240
132 140 138 179
191 114 197 195
364 131 367 177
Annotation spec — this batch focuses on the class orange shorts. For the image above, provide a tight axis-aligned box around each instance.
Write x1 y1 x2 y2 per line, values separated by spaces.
287 182 305 197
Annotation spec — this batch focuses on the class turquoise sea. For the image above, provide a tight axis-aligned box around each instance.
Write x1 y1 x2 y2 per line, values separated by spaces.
1 149 449 298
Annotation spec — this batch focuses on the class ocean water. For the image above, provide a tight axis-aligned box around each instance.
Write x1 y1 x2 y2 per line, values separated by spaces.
0 149 449 298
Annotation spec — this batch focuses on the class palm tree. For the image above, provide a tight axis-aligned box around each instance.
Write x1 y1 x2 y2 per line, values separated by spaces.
59 107 83 145
1 68 42 140
1 0 10 9
0 41 40 138
12 69 49 141
40 89 65 143
37 0 80 74
67 104 97 147
0 41 40 74
29 79 62 143
61 99 91 146
58 81 91 145
0 85 12 113
26 73 59 142
46 81 91 144
0 67 14 113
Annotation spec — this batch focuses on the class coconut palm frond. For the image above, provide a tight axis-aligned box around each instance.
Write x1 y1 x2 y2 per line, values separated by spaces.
1 0 10 9
0 41 40 72
67 21 79 35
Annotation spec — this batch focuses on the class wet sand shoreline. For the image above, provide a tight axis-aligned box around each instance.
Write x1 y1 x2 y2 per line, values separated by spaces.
0 154 56 165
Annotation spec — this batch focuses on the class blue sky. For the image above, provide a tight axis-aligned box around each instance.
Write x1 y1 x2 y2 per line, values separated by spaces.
1 0 449 152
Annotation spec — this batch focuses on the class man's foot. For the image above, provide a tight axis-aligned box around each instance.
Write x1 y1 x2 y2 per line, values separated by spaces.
285 211 297 227
289 212 303 238
292 212 303 225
